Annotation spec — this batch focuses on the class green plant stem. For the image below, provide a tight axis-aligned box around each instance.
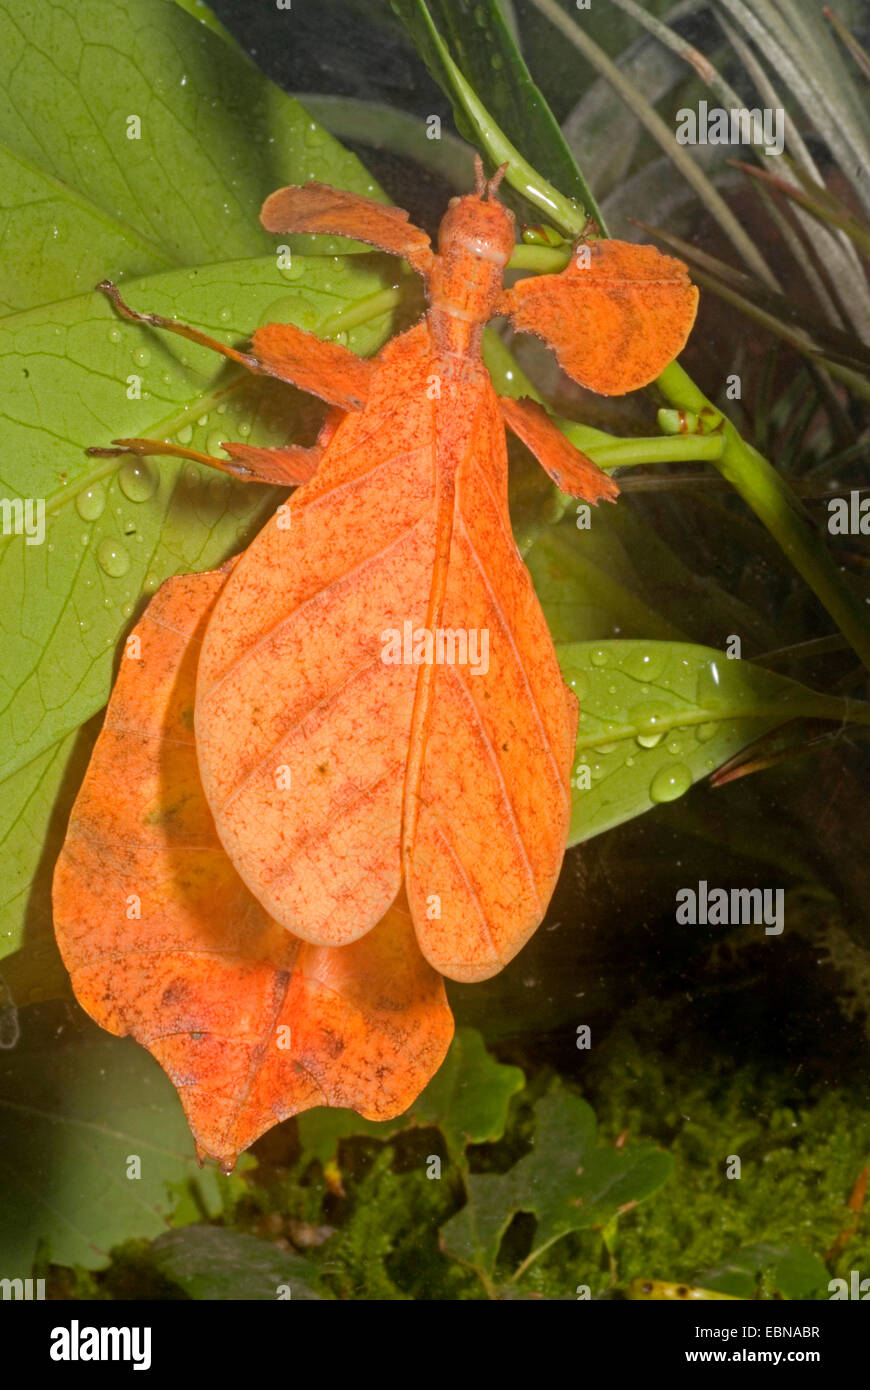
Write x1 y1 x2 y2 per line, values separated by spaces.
509 244 571 272
433 44 591 231
586 436 725 468
481 92 870 672
657 360 870 672
319 286 404 336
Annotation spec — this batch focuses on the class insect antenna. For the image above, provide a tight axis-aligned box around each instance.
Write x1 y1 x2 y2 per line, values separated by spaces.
485 163 508 201
473 153 486 197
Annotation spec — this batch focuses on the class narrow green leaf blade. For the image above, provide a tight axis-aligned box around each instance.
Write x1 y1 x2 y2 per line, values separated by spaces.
560 640 869 845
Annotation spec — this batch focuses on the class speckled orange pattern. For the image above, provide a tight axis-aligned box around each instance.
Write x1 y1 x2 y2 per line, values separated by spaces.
55 167 697 1160
53 571 453 1167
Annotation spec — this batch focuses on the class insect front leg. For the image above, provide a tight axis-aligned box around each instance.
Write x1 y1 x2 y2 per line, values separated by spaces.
499 396 618 504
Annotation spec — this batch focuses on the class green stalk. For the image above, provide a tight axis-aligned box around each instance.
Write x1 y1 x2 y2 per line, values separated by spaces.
464 77 870 672
657 360 870 671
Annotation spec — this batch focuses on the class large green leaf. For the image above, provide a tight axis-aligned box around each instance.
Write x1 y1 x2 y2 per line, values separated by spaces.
0 0 383 313
0 0 407 970
0 720 99 976
0 1003 240 1274
0 252 399 790
560 639 870 846
441 1081 672 1281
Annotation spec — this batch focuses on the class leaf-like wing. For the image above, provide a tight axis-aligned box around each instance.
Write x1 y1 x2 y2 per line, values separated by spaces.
500 240 698 395
52 567 453 1166
403 379 577 982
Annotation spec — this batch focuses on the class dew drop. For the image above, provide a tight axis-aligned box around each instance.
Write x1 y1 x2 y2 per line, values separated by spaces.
176 423 193 445
649 763 692 804
216 402 227 415
121 601 135 619
217 307 232 324
206 429 225 455
237 420 252 438
96 539 131 578
183 464 200 489
132 346 151 368
118 458 157 502
636 731 664 749
75 482 106 521
589 646 609 667
697 720 718 743
695 659 727 711
631 699 672 748
197 414 209 427
107 326 121 345
621 645 668 682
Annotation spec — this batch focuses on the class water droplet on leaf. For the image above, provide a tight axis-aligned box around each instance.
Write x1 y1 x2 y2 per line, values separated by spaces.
96 539 131 578
118 458 157 502
649 763 692 804
76 483 106 521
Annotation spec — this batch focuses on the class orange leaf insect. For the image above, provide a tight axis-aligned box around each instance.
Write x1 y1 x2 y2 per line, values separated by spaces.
53 158 697 1166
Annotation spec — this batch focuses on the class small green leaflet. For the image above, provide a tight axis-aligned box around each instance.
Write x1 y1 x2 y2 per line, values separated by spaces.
441 1080 672 1282
559 639 870 846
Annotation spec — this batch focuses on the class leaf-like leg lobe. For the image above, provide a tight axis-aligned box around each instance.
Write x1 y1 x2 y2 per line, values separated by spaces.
499 397 618 503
